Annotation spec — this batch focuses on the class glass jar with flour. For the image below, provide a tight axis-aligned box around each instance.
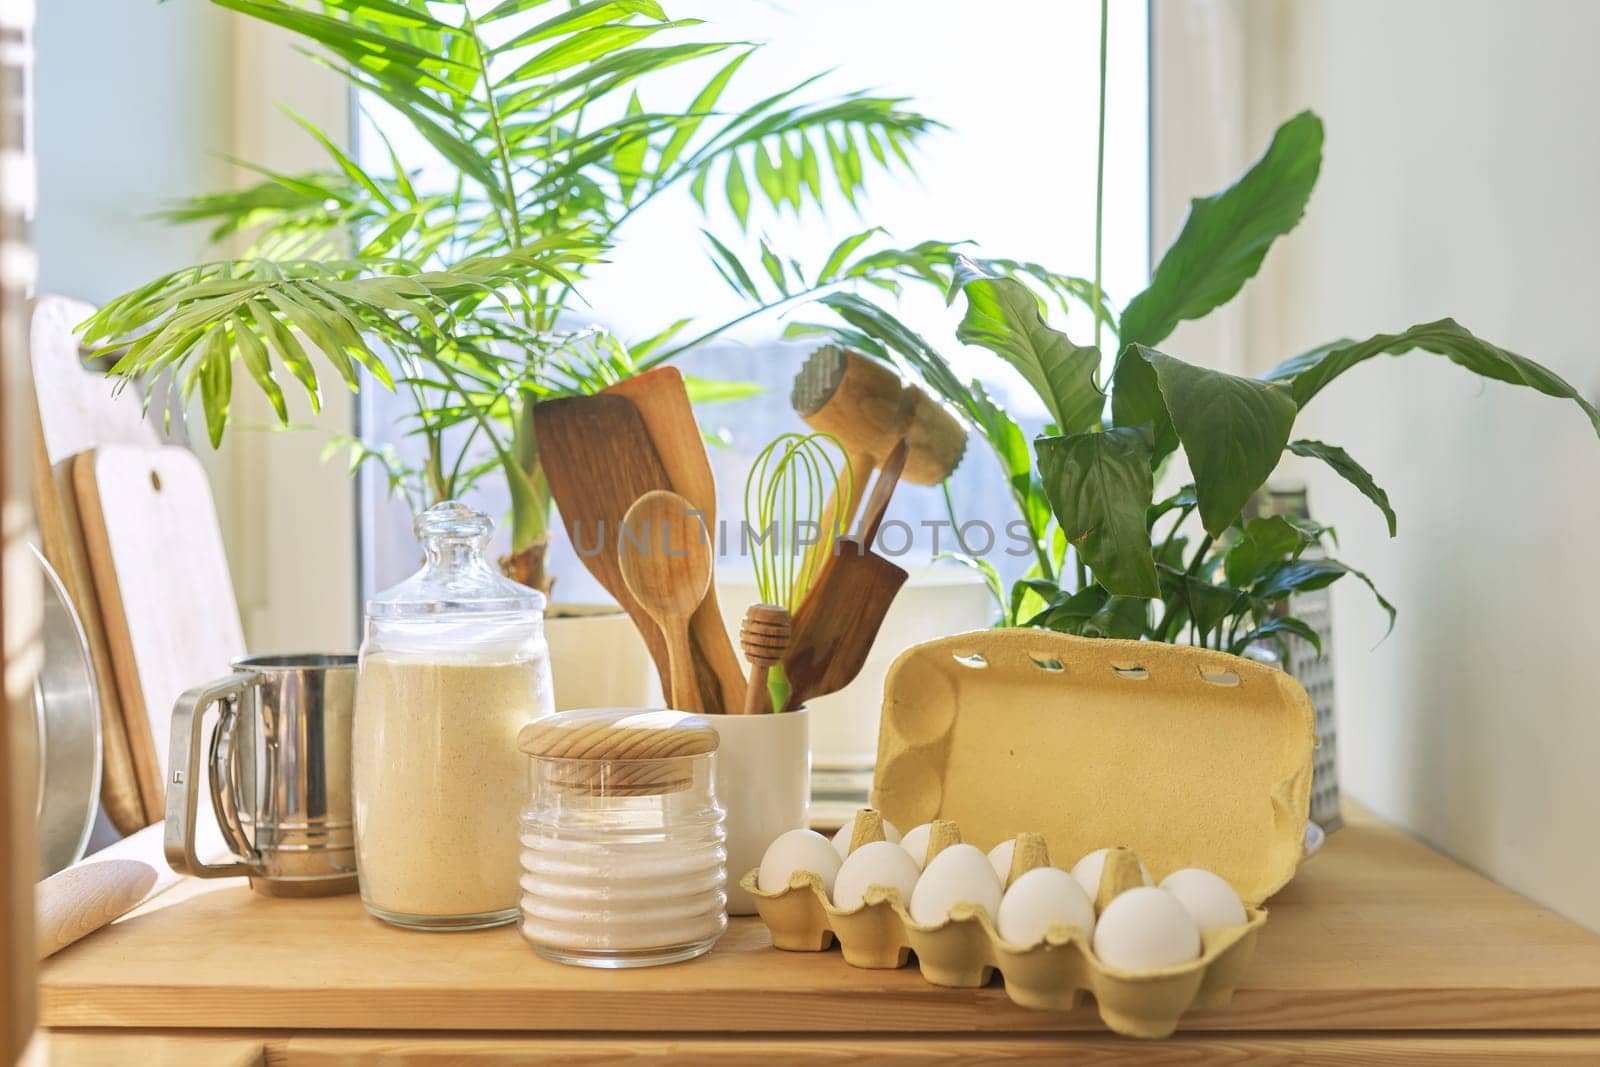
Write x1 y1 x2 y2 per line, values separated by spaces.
353 500 554 930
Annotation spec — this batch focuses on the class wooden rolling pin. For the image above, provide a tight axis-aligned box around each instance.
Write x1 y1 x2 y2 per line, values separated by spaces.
36 823 171 959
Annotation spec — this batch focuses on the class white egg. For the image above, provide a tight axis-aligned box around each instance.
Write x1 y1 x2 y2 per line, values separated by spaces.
996 866 1096 947
1092 886 1202 971
1069 847 1153 900
908 843 1002 927
899 823 933 870
832 840 922 911
1160 868 1247 932
831 813 902 858
758 828 842 895
987 838 1015 882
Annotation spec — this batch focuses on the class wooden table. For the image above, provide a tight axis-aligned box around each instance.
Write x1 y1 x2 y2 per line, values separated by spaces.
38 808 1600 1063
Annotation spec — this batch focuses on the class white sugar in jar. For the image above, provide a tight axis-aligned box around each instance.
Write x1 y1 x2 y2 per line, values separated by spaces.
517 709 727 967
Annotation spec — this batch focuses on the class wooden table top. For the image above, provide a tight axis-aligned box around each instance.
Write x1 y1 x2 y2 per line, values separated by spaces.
38 807 1600 1035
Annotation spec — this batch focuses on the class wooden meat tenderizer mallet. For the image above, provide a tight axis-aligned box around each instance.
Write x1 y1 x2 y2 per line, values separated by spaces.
739 603 791 714
791 345 967 541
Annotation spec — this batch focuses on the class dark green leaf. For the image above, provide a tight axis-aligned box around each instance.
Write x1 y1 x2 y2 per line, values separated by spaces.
1120 111 1323 349
1148 484 1197 526
1036 427 1159 597
1109 344 1177 459
1157 564 1240 641
1262 318 1600 435
1251 557 1347 601
1223 515 1304 587
1144 348 1299 535
1230 615 1323 658
1025 582 1106 629
1287 438 1397 536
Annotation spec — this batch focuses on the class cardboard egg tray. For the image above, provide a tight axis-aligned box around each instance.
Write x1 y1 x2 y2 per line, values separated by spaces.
741 630 1316 1039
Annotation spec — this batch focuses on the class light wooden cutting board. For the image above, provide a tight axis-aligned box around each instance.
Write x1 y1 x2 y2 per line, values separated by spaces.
72 443 246 807
29 295 159 830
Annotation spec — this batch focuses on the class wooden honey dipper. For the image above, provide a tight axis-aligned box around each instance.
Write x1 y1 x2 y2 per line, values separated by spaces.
739 604 791 714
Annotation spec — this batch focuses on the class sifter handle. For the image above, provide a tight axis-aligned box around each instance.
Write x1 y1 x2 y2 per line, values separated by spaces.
165 673 259 879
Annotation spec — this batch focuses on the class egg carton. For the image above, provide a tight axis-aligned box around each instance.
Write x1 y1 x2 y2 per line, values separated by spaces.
745 630 1315 1039
741 813 1264 1039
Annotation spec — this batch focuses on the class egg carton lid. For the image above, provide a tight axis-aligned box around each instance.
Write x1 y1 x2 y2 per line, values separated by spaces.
871 630 1315 907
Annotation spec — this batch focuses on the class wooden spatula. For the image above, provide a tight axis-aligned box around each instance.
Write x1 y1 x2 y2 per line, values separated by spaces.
618 491 714 714
534 394 675 693
604 368 745 715
780 439 911 712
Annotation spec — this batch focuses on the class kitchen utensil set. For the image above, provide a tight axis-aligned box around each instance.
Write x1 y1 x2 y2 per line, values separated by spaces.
536 349 966 717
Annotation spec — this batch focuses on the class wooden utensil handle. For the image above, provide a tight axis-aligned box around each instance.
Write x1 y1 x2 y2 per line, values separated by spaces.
857 437 910 548
739 604 790 715
664 624 702 714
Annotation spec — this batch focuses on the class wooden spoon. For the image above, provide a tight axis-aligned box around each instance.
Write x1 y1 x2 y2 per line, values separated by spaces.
619 490 714 713
604 367 746 715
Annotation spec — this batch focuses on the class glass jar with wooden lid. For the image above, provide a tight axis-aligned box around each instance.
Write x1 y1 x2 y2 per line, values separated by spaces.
518 708 727 967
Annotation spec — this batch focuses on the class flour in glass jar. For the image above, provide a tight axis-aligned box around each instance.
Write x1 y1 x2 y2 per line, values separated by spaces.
353 655 549 920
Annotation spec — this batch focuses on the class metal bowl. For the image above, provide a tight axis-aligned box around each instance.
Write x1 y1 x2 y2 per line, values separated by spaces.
30 544 102 876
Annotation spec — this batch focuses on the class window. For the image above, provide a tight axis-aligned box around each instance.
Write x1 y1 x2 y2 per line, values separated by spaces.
357 1 1149 603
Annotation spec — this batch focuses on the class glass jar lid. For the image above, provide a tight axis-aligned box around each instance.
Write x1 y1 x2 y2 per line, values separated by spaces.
518 709 719 796
367 500 545 619
518 708 720 760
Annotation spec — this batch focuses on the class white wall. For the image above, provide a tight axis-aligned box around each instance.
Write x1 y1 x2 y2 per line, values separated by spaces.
34 3 234 300
32 3 357 654
1159 0 1600 930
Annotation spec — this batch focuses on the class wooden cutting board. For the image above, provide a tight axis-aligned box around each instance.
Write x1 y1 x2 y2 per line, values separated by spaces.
72 444 245 811
29 294 159 830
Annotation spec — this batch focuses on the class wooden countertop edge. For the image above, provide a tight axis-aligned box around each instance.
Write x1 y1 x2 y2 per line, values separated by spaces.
38 983 1600 1034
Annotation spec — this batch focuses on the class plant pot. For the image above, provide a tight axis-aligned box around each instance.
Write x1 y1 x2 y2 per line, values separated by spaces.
545 603 663 712
711 707 810 916
716 567 992 826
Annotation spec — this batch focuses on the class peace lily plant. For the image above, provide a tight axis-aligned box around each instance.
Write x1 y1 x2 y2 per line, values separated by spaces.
782 11 1600 653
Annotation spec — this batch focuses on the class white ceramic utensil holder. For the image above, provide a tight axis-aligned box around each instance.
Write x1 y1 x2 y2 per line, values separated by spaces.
712 707 810 915
546 603 663 711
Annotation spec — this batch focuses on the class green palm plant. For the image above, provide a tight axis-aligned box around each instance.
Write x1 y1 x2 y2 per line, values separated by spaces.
85 0 945 589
